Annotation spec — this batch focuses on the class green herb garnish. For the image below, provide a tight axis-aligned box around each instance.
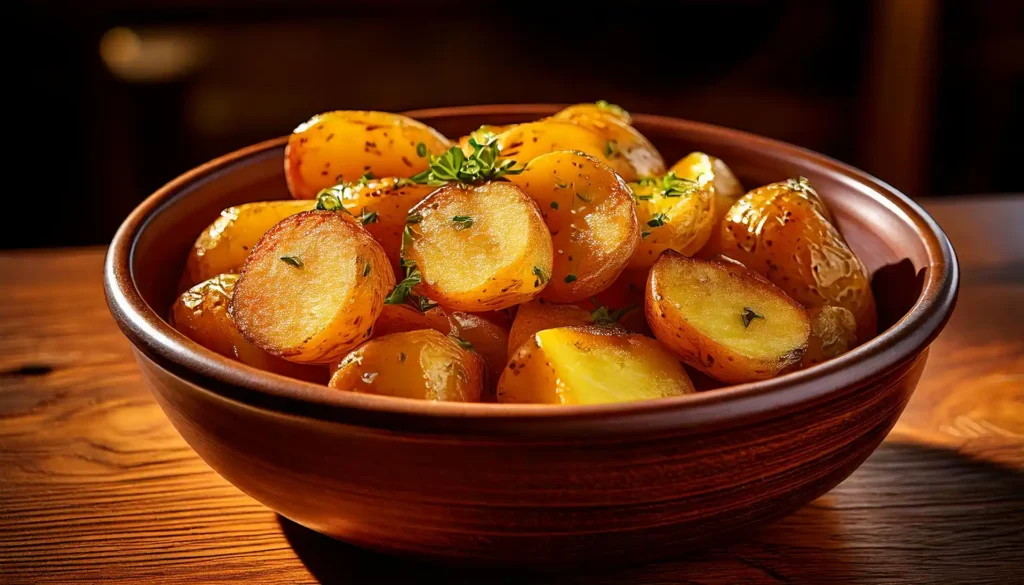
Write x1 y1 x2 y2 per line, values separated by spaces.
452 215 474 230
660 171 698 198
358 172 375 185
384 266 422 305
533 266 550 287
451 335 475 351
280 255 303 268
315 187 349 212
595 100 627 118
604 140 619 158
647 213 668 228
741 307 764 328
406 212 423 224
590 302 632 326
410 138 523 185
416 142 427 157
641 231 651 239
550 201 559 210
359 209 379 225
564 274 577 284
362 259 372 277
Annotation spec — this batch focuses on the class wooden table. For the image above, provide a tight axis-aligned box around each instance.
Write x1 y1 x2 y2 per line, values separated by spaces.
2 197 1021 584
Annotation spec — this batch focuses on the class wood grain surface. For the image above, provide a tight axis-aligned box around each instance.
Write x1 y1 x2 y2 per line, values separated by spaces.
1 197 1021 584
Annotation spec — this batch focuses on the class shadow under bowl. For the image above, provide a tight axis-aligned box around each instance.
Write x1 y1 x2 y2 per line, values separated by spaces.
104 105 958 567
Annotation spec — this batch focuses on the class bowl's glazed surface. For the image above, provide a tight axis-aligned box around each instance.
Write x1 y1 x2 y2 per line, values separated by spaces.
105 105 957 567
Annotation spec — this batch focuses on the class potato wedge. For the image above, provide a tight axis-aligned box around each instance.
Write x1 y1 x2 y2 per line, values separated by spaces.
183 200 318 287
717 180 876 340
330 329 485 402
231 210 395 363
284 111 451 199
628 171 715 269
498 326 695 405
327 177 437 276
801 305 858 368
647 252 810 383
170 274 327 382
403 181 553 311
493 121 643 181
552 101 632 125
550 107 664 180
508 151 639 302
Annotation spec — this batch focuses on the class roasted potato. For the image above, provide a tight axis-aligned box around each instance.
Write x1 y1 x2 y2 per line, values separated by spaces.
284 111 451 200
404 181 553 311
183 200 319 287
550 106 665 180
231 210 395 364
371 303 452 338
330 329 485 402
628 171 716 269
498 326 695 405
716 180 876 340
493 121 644 181
328 177 437 276
668 152 744 259
507 299 597 357
170 274 326 382
801 305 858 368
647 252 810 383
508 151 639 302
552 101 632 125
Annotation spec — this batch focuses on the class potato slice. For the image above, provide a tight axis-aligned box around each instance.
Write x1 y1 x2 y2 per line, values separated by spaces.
716 180 875 340
183 200 318 288
801 305 858 368
404 182 553 311
170 274 326 382
549 108 664 180
647 252 810 383
493 121 642 181
231 210 395 364
498 326 695 405
628 171 715 269
328 177 437 276
284 111 451 199
330 329 485 402
507 151 639 302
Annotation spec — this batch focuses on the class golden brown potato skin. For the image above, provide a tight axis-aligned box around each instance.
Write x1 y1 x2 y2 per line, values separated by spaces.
284 111 451 200
508 151 639 302
717 181 876 341
170 274 327 383
183 200 318 288
550 108 665 180
498 326 694 405
405 182 553 311
334 178 437 276
800 305 858 368
552 102 632 126
668 152 745 260
329 329 485 402
628 174 715 269
647 252 810 383
506 300 595 358
231 210 395 364
493 121 643 181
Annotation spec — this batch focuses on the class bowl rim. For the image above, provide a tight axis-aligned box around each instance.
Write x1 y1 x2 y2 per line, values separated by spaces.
104 104 959 437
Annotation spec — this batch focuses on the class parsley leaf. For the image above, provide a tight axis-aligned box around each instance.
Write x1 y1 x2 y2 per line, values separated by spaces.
359 209 378 225
595 100 628 118
564 274 577 283
647 213 669 228
410 138 523 186
416 142 427 157
280 255 303 268
452 215 474 230
532 266 550 287
590 302 633 326
741 307 764 328
384 266 422 305
358 172 375 185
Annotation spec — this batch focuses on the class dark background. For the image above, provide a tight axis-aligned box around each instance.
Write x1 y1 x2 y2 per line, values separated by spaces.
10 0 1023 249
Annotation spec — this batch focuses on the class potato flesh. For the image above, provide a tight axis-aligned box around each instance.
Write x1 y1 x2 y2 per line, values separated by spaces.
170 274 326 382
718 184 876 340
801 305 858 368
508 152 639 302
647 252 810 382
330 330 484 402
183 200 317 287
498 326 694 405
406 182 553 311
231 211 394 363
284 111 451 199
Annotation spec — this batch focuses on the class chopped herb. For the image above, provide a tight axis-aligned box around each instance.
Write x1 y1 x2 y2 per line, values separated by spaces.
741 307 764 328
660 171 697 198
595 100 627 118
636 177 657 187
416 142 428 157
635 193 654 201
358 171 375 184
410 138 522 186
641 231 652 239
575 191 592 203
315 187 349 212
406 212 423 224
604 140 619 158
647 213 669 228
451 335 475 351
564 273 577 284
532 266 550 287
362 259 372 277
590 303 632 326
554 180 569 189
359 208 379 225
452 215 474 230
279 255 303 268
399 352 407 363
417 296 439 312
384 266 422 305
550 201 559 210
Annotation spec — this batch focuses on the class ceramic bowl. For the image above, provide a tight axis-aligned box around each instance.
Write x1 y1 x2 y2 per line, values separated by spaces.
104 105 958 567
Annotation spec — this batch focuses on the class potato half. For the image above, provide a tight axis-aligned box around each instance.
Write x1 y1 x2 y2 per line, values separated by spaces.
170 274 327 382
493 121 642 181
231 210 395 364
498 326 695 405
183 200 318 288
508 151 639 302
628 171 716 269
716 181 876 340
507 299 596 358
552 101 632 125
647 252 810 383
404 182 553 311
669 152 744 239
330 329 485 402
550 109 665 180
284 111 451 199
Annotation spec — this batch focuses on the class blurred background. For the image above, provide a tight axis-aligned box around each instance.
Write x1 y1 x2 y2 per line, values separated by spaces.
10 0 1022 249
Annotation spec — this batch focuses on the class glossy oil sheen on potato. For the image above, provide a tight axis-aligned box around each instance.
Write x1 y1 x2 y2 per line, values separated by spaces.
284 111 451 199
183 200 318 287
647 252 810 383
508 151 639 302
230 210 394 364
170 274 326 382
498 326 694 405
550 114 664 180
667 152 744 259
493 121 642 181
405 182 553 311
628 172 716 269
506 299 594 358
330 329 485 402
717 182 876 340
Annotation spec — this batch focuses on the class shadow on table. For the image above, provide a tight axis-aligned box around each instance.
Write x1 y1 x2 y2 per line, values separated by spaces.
279 442 1023 585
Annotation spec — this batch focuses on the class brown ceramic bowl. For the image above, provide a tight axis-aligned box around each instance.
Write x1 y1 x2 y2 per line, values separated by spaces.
104 105 958 567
